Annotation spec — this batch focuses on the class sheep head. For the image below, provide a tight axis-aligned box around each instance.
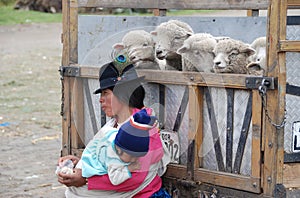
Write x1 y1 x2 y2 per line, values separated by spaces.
212 39 255 74
151 20 193 61
248 36 267 75
113 30 156 64
177 33 216 72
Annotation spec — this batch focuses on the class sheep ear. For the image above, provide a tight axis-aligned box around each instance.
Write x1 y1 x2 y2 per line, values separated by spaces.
112 43 125 50
150 31 157 36
241 46 256 56
177 46 188 54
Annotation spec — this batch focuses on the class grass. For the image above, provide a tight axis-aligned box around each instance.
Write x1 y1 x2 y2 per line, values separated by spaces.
0 5 62 25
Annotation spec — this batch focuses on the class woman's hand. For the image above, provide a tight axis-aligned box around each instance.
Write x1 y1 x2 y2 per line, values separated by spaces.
58 155 80 166
57 168 86 187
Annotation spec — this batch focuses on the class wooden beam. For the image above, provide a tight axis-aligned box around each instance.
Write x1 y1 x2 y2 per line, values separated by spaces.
165 165 261 193
187 86 202 177
288 0 300 7
279 40 300 52
251 91 262 180
283 163 300 188
76 0 269 10
263 0 287 196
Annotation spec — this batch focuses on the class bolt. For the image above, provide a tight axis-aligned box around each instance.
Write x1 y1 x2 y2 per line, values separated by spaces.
268 142 273 148
267 176 272 183
253 182 257 188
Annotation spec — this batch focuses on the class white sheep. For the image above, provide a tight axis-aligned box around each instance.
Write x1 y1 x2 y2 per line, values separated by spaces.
177 33 217 72
113 30 161 70
151 20 194 71
246 36 266 76
212 38 256 74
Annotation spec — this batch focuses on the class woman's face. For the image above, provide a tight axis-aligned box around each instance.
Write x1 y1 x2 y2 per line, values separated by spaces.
99 89 114 117
111 93 124 116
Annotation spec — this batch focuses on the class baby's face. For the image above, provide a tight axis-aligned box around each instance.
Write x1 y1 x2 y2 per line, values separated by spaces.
116 146 138 163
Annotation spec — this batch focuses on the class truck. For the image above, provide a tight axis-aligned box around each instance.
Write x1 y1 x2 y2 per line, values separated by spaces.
60 0 300 197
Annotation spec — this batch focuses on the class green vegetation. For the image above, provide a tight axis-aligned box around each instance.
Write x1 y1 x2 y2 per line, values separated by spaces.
0 5 62 25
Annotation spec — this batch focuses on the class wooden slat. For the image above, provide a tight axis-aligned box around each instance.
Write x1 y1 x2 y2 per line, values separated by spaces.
188 86 202 176
138 70 251 89
283 163 300 188
61 77 71 156
77 0 269 9
165 165 261 193
276 0 287 186
78 66 254 89
263 0 287 196
279 40 300 52
288 0 300 7
251 91 262 180
70 0 78 64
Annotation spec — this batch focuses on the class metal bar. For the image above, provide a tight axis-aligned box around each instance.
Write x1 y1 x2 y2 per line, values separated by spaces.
172 86 189 132
286 84 300 97
284 152 300 163
187 140 195 180
226 89 234 173
159 84 165 129
233 92 253 174
204 87 225 172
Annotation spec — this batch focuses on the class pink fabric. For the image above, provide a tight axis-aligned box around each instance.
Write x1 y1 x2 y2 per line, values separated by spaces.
133 175 162 198
87 107 163 195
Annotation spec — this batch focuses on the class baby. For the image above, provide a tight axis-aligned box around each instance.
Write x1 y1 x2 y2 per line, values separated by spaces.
80 109 157 185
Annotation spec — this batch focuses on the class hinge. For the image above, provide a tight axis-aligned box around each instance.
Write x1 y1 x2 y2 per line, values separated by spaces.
245 77 277 90
59 66 80 77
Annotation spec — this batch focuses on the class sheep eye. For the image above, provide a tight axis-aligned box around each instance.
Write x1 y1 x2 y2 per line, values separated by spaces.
194 50 200 55
142 42 148 47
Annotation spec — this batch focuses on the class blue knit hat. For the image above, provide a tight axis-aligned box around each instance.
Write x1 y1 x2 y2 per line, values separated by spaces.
115 109 157 157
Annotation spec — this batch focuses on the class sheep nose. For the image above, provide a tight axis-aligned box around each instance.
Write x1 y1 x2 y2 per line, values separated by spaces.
156 49 163 55
214 61 221 66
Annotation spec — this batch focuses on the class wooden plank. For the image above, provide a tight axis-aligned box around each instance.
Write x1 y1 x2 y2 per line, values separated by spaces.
276 0 287 186
283 163 300 188
263 0 287 196
78 66 254 89
195 87 204 168
251 91 262 180
279 41 300 52
288 0 300 7
61 77 71 156
138 70 251 89
62 0 70 66
77 0 269 10
188 86 202 177
165 165 261 193
70 0 78 64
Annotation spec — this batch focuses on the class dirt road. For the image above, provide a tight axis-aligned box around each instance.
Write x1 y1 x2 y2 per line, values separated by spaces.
0 23 66 197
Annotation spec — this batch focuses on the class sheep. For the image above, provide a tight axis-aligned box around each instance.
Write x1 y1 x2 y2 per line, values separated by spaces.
151 20 194 71
246 36 267 76
212 38 256 74
112 30 161 70
177 33 217 72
